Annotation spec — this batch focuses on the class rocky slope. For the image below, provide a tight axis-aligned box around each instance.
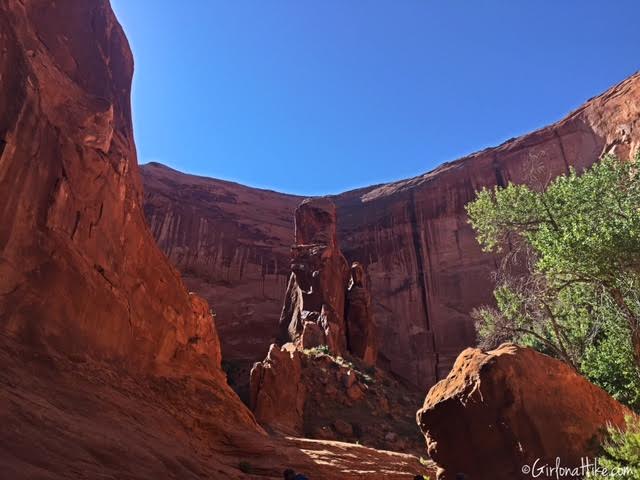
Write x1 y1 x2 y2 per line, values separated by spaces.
250 343 425 455
142 72 640 390
0 1 432 478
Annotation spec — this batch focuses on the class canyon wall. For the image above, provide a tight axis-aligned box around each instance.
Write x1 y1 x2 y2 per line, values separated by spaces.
142 164 302 362
143 71 640 390
335 75 640 388
0 0 223 376
0 2 430 478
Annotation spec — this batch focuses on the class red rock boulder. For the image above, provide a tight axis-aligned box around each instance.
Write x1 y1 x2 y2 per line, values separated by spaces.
416 344 632 480
250 343 306 435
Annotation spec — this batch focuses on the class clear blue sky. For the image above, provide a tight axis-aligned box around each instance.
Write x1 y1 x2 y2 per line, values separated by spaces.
111 1 639 195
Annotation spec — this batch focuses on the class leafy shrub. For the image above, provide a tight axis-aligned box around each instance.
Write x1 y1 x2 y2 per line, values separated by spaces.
588 416 640 479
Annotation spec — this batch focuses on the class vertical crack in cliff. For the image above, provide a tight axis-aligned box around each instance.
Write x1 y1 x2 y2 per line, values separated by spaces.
408 192 439 379
0 139 6 161
408 193 430 331
554 130 571 174
492 153 506 188
70 211 81 240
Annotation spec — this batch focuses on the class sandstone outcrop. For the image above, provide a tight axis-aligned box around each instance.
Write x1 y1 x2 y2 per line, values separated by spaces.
279 198 351 355
278 197 379 366
251 343 426 454
143 72 640 391
250 343 306 435
416 344 632 479
0 2 432 478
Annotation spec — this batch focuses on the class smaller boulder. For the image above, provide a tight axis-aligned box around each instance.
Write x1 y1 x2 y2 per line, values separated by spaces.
341 369 357 389
301 321 325 349
346 383 365 402
333 419 354 437
249 343 306 435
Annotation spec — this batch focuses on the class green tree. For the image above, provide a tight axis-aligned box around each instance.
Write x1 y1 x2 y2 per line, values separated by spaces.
467 154 640 408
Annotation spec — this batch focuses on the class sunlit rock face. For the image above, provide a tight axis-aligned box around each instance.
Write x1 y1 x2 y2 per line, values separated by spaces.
143 72 640 390
0 3 434 479
417 344 631 480
0 0 223 376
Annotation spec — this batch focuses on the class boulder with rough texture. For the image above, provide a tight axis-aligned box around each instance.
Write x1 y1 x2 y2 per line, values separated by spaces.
250 343 306 435
416 344 632 480
142 72 640 391
279 198 351 356
0 2 433 478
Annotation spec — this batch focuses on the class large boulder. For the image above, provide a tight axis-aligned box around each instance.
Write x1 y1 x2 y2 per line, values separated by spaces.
250 343 306 435
416 344 632 480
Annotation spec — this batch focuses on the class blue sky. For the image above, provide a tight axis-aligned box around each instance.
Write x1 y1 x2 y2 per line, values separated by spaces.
111 1 639 195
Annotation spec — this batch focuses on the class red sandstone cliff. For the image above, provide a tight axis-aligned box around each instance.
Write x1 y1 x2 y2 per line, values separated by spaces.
142 72 640 390
0 0 223 377
142 163 303 364
0 2 431 478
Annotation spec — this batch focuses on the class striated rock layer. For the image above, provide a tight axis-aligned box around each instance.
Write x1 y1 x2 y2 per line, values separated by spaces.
142 163 303 364
143 72 640 390
0 2 432 478
416 344 632 480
